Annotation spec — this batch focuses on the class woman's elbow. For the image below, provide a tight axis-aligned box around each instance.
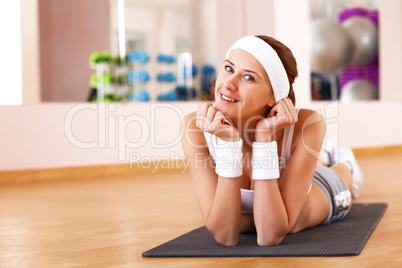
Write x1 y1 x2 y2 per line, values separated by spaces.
214 233 238 246
257 234 285 247
254 218 288 246
206 224 239 246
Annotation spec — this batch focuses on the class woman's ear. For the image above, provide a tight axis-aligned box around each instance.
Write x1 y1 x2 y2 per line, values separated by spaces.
267 97 276 107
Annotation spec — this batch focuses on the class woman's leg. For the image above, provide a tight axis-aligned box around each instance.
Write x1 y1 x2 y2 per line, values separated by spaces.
318 153 355 195
334 146 363 198
329 163 353 191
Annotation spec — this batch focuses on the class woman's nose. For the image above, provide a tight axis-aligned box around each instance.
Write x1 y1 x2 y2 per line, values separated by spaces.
223 75 238 91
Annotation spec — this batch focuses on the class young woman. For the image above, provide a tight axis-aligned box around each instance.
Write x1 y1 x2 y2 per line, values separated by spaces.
181 35 363 246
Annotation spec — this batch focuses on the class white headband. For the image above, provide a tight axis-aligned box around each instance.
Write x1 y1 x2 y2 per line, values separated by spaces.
225 36 290 103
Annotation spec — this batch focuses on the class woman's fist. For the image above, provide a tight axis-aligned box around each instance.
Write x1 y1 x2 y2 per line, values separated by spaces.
196 103 240 142
255 97 298 142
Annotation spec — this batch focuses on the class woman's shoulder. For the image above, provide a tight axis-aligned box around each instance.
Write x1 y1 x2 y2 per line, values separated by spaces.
294 108 326 139
296 108 326 127
290 108 326 156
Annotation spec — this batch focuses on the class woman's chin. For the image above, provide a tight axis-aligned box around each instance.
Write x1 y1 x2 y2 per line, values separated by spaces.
215 107 240 121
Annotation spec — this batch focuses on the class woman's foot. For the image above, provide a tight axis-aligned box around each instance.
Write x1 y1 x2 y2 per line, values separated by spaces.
333 146 363 198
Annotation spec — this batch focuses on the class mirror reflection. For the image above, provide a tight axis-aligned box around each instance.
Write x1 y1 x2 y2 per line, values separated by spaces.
33 0 217 103
309 0 379 102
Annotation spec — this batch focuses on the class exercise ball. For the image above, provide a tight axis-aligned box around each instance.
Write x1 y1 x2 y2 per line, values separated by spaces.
340 79 378 102
310 19 354 75
342 16 378 66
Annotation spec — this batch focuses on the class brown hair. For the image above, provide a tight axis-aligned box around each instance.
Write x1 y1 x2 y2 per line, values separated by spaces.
255 35 298 106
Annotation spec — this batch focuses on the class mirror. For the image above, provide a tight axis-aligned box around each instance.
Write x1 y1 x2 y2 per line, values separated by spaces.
309 0 380 102
23 0 217 103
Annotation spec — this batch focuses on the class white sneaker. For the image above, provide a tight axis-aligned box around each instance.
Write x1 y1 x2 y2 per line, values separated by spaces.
320 137 335 166
333 146 363 198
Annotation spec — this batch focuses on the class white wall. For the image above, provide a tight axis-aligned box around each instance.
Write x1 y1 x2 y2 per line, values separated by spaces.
273 0 311 107
191 0 219 66
379 0 402 101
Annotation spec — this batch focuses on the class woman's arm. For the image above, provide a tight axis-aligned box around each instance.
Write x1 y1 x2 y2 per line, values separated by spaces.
253 109 326 246
181 111 243 246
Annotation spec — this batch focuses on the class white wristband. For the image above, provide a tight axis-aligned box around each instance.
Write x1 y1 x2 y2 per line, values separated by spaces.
211 136 243 178
252 141 280 180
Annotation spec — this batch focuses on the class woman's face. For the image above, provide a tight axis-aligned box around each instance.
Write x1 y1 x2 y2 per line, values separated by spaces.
214 49 275 121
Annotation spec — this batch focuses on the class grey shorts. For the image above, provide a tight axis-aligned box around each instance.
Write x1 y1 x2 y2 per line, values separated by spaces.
313 164 352 225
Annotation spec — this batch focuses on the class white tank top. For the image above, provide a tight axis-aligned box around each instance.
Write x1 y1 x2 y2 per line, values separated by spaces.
203 108 308 213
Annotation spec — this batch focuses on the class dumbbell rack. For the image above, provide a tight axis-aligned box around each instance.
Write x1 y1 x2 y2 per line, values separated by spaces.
89 63 115 102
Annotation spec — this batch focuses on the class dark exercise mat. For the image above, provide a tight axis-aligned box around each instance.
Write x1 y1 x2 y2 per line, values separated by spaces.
143 203 387 257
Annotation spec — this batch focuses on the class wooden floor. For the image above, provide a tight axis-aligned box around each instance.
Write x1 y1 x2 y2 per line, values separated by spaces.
1 151 402 267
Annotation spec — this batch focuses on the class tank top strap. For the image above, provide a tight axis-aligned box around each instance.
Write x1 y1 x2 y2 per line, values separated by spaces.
280 108 301 173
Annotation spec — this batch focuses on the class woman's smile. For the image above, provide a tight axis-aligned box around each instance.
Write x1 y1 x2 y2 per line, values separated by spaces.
220 93 239 103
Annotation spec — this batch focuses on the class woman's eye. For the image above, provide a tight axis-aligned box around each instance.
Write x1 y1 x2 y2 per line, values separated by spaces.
225 65 233 72
244 74 255 81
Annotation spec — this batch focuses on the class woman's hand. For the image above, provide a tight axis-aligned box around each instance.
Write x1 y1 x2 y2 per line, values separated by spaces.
196 103 240 142
255 97 298 142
